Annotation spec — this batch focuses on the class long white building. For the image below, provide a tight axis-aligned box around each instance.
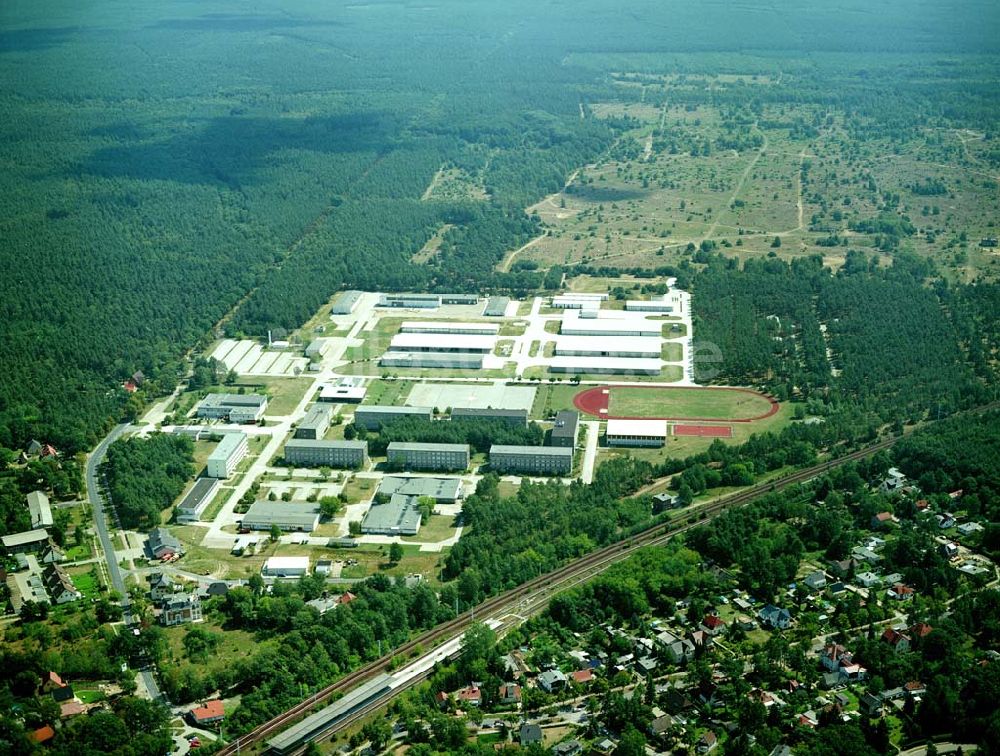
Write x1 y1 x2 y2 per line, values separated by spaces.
388 333 495 354
548 356 663 375
400 321 499 336
560 311 661 337
206 432 249 479
554 335 662 358
606 419 669 447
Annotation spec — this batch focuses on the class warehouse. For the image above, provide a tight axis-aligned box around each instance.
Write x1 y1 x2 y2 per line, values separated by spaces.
360 495 422 536
378 293 440 309
387 442 470 472
354 405 434 431
242 501 321 532
483 296 510 317
379 476 462 503
560 312 661 337
305 339 329 359
400 321 499 336
26 491 53 529
176 477 221 523
451 407 528 426
380 352 485 369
490 445 573 475
262 556 310 578
440 293 480 305
549 410 579 448
389 333 495 354
196 393 269 423
625 296 673 313
206 432 248 478
331 290 362 315
1 528 49 554
283 439 369 469
295 404 332 439
548 356 663 375
551 296 601 310
319 377 367 403
605 419 669 448
554 335 662 358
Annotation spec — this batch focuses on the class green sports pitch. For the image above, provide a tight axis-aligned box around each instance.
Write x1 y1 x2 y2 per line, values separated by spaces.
606 386 776 421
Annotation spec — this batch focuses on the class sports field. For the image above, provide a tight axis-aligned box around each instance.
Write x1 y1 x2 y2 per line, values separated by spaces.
575 385 778 422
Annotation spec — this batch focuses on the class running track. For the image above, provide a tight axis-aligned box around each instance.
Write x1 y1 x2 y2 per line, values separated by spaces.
573 384 780 423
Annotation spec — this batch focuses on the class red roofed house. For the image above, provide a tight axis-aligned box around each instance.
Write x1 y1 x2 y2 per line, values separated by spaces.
456 685 482 707
904 681 926 697
570 669 594 685
881 628 911 654
910 622 933 638
123 381 138 393
30 726 55 744
498 683 521 704
41 671 66 693
189 699 225 726
338 591 357 605
700 614 726 636
871 512 893 529
889 583 915 601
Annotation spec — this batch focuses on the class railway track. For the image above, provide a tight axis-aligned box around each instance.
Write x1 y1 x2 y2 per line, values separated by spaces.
218 435 901 755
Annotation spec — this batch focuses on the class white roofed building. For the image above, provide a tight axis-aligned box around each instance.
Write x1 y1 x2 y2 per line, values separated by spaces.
606 419 668 447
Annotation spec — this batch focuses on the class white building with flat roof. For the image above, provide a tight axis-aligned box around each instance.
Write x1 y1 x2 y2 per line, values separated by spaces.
206 432 248 479
262 556 310 578
554 335 662 358
606 419 669 447
626 296 673 313
548 356 663 375
560 312 661 337
389 333 495 353
400 321 499 335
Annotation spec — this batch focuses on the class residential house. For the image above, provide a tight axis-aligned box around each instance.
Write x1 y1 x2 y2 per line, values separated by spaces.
881 628 911 654
519 724 543 746
149 572 178 603
40 542 64 564
888 583 915 601
829 558 862 578
910 622 934 639
147 528 181 559
802 571 827 592
636 656 658 675
871 512 894 529
656 630 696 664
649 713 675 739
29 726 55 745
940 541 959 560
852 546 883 564
820 644 850 674
538 668 568 693
60 701 85 719
161 594 203 626
570 669 594 685
455 685 482 707
861 692 884 716
700 614 726 636
880 468 906 493
51 684 75 704
758 604 792 630
856 572 882 588
42 564 80 604
552 741 583 756
652 492 681 512
697 731 718 753
904 681 926 698
41 671 67 693
189 700 225 727
498 683 521 705
936 513 957 529
958 522 985 537
768 747 794 756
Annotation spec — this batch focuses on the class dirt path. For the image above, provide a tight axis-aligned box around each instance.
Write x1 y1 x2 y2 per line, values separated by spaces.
420 164 445 201
701 128 767 243
499 234 546 272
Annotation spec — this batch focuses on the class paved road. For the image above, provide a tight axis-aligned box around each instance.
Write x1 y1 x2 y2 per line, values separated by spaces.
86 422 163 702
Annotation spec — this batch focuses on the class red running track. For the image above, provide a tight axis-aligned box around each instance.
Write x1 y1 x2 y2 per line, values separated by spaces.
674 424 734 438
572 384 779 423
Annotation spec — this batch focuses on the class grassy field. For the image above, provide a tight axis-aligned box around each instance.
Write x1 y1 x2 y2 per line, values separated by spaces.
661 342 683 362
401 514 460 543
608 386 775 419
530 383 585 418
235 377 313 416
342 475 378 503
363 379 413 406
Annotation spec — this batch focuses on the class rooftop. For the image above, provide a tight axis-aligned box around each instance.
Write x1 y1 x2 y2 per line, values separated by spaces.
361 495 422 533
378 476 462 500
387 442 469 453
208 432 247 461
1 528 49 547
606 418 669 437
490 444 573 457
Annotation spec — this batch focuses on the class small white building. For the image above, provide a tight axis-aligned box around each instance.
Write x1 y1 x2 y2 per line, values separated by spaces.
605 419 669 447
262 556 310 578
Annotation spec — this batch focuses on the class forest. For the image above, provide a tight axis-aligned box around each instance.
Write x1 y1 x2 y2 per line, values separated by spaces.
2 0 999 454
102 434 194 530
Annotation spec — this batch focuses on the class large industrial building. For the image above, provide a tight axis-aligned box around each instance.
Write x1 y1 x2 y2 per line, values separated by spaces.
196 393 269 423
483 297 510 317
400 321 499 336
625 295 673 313
319 377 367 403
441 293 480 305
559 311 661 337
176 477 221 523
490 445 573 475
548 356 663 375
242 501 321 532
378 293 441 309
262 556 310 577
1 528 49 554
549 410 579 448
354 405 433 430
206 432 248 478
360 495 423 536
26 491 53 529
378 476 463 503
283 439 369 469
451 407 528 426
295 404 332 440
551 294 605 310
380 352 485 370
331 290 362 315
388 333 494 354
554 335 662 358
386 442 470 472
605 419 669 448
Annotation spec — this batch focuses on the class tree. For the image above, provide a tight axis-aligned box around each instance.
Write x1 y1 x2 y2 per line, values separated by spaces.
615 726 646 756
771 236 782 248
270 523 282 542
388 542 403 564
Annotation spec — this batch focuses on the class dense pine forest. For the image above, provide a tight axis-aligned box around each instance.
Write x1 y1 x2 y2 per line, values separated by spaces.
1 0 999 452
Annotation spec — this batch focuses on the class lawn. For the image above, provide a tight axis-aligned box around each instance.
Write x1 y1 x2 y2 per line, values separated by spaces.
236 377 314 416
531 384 587 418
661 342 683 361
364 379 413 406
76 689 106 704
608 386 775 420
342 475 378 503
401 514 460 544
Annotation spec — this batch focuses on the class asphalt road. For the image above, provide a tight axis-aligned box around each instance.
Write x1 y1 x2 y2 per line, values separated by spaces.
86 422 163 702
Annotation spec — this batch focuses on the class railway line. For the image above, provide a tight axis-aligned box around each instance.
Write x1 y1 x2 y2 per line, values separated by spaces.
219 435 901 755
